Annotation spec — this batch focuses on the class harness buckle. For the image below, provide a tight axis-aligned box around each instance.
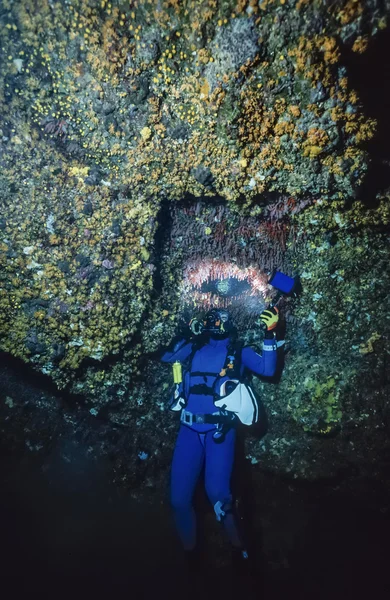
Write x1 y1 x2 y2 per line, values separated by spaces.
181 410 222 426
181 410 194 426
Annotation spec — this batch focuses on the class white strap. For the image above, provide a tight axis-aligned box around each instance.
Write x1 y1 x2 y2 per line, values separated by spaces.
262 343 276 351
262 339 285 350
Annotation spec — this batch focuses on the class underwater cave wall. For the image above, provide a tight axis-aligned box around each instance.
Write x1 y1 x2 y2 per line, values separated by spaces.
0 0 390 482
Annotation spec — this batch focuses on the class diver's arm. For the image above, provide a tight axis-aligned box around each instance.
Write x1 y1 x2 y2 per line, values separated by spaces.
241 338 277 377
160 317 204 363
241 306 279 376
161 337 193 363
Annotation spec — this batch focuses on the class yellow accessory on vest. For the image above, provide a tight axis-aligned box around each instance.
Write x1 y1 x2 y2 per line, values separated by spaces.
172 361 182 384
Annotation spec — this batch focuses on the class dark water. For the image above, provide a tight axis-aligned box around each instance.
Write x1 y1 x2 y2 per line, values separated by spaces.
343 29 390 205
1 434 389 600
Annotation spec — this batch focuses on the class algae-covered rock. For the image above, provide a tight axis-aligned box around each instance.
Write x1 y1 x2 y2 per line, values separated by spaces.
0 0 390 481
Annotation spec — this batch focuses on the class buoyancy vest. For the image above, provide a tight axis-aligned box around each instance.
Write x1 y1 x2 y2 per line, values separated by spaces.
168 337 244 410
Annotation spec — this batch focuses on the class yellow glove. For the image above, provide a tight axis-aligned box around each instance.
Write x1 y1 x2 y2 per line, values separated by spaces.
259 307 279 331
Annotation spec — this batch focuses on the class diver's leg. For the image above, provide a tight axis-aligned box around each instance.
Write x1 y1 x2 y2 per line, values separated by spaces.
204 427 244 549
170 425 205 550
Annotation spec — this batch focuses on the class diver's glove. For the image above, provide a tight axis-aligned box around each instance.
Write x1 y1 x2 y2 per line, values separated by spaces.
189 318 203 336
259 307 279 338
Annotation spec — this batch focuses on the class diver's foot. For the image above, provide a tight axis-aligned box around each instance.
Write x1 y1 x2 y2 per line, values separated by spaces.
230 548 260 598
183 547 208 598
231 547 255 576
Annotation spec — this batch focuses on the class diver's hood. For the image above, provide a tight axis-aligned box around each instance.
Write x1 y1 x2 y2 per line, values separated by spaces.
214 379 259 426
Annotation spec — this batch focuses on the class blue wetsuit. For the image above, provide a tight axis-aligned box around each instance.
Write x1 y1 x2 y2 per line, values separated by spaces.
162 335 277 550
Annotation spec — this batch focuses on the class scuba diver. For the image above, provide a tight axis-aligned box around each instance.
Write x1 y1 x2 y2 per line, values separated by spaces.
161 306 281 572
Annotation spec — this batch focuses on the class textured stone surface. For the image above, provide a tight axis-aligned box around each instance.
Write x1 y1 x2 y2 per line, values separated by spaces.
0 0 390 482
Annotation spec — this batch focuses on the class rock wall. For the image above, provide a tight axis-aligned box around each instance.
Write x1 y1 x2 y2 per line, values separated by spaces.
1 0 390 481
